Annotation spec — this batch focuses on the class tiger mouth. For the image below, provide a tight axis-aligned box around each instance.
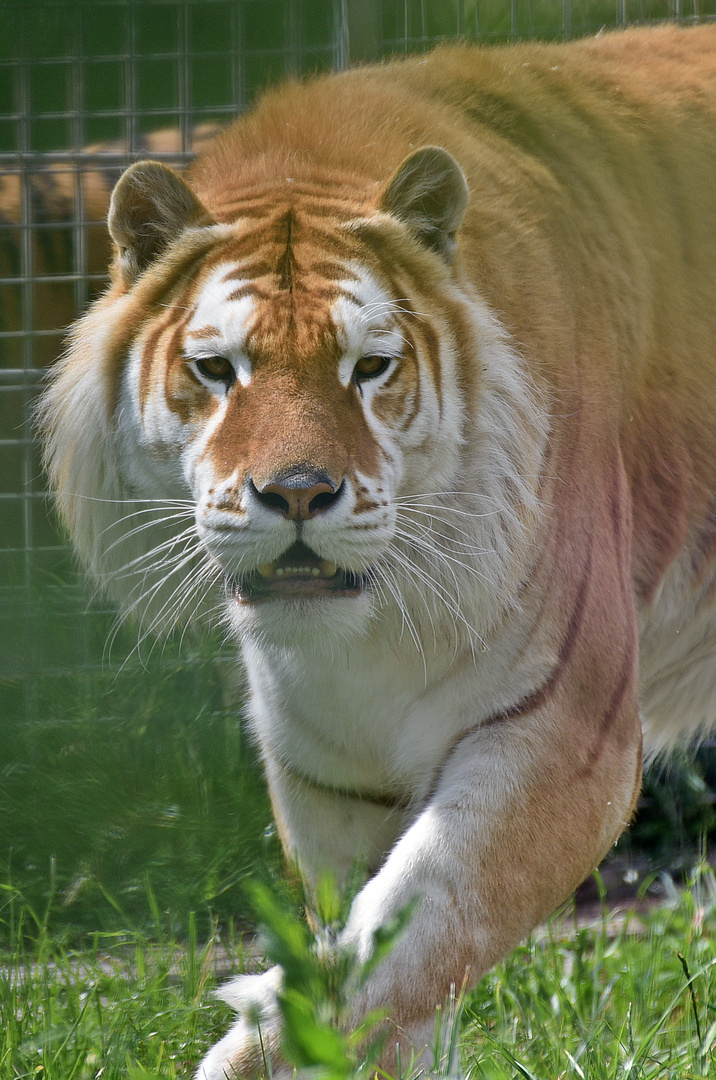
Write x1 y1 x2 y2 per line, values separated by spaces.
234 541 366 603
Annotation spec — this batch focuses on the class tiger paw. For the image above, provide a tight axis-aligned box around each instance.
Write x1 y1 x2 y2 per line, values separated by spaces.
194 966 286 1080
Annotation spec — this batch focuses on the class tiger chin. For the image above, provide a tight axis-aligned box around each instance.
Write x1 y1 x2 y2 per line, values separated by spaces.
39 22 716 1079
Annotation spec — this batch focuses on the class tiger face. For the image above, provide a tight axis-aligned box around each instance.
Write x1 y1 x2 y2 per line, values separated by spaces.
57 148 524 648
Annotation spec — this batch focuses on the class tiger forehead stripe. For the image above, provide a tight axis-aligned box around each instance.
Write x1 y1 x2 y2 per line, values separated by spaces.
311 262 361 282
193 177 374 223
226 281 371 307
186 325 221 340
212 214 371 305
210 211 368 279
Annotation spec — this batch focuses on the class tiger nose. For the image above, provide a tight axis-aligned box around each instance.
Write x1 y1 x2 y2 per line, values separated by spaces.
251 469 343 520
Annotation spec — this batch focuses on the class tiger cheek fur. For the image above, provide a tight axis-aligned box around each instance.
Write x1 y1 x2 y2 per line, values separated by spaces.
38 24 716 1079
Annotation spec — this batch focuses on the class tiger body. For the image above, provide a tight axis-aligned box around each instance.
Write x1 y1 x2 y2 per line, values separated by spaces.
40 24 716 1076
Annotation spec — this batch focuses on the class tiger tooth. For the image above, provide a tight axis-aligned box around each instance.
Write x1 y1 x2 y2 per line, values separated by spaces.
320 560 338 577
257 563 275 578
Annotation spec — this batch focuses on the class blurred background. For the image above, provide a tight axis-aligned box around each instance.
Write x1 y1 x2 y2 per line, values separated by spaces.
2 0 716 941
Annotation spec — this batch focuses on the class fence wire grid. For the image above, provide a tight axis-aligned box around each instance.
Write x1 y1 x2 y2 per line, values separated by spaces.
1 0 714 686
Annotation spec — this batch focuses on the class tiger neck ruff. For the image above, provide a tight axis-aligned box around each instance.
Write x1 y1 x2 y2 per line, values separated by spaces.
39 24 716 1079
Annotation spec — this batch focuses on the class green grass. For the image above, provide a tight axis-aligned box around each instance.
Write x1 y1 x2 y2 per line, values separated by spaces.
0 901 240 1079
2 867 716 1079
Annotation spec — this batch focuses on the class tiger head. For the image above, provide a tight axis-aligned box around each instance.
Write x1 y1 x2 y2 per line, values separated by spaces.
40 144 544 651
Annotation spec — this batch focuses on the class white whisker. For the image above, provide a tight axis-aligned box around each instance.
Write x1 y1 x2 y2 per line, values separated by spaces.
110 524 200 576
393 524 492 587
380 528 487 660
370 559 428 679
61 492 194 507
101 514 197 558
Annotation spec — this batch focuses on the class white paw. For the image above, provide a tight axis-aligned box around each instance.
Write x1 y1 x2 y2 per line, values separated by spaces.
214 964 283 1015
195 966 284 1080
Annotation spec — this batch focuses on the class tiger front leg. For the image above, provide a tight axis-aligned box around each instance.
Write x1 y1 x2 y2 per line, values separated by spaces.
335 698 642 1073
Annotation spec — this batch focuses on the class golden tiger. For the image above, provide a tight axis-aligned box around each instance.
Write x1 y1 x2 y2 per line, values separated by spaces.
39 23 716 1078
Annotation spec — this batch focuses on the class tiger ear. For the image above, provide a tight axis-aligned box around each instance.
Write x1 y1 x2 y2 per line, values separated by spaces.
108 160 213 284
380 146 469 261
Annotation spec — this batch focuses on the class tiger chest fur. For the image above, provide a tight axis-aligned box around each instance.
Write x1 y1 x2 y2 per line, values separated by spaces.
40 24 716 1078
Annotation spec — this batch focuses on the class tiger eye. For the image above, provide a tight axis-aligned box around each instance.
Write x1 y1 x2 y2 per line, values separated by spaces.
195 356 234 385
353 355 391 383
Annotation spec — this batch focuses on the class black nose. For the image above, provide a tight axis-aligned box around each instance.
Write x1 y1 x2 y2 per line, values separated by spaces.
250 468 344 520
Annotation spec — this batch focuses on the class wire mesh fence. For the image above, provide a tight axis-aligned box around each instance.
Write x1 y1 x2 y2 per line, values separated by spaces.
1 0 714 687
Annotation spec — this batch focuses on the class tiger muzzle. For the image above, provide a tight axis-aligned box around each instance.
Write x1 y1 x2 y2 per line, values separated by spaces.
237 470 363 602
